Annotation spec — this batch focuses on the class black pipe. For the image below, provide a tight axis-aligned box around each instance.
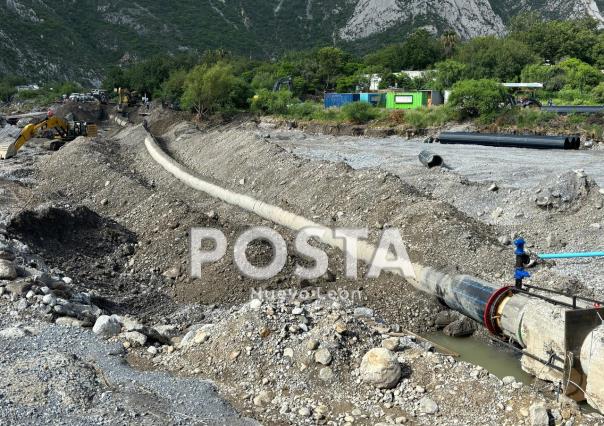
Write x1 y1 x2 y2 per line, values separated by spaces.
420 268 499 324
437 132 577 150
542 106 604 115
418 150 443 168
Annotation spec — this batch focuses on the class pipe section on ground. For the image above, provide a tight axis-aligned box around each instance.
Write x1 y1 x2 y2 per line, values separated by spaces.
437 132 578 150
542 106 604 115
418 150 443 168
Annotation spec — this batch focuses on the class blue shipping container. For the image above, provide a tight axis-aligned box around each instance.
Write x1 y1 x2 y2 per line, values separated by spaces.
324 93 360 108
360 93 383 106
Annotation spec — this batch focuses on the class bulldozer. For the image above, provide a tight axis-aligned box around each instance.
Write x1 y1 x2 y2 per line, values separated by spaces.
0 115 97 159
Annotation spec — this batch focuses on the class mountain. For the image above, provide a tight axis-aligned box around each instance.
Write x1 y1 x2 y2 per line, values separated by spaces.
1 0 604 84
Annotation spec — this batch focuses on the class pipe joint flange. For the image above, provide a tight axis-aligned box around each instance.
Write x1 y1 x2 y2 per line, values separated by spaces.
484 286 516 336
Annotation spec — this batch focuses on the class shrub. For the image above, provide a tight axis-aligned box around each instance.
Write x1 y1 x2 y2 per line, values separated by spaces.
287 102 323 120
403 106 458 128
448 79 507 118
592 82 604 103
341 102 378 124
250 89 298 115
559 58 602 92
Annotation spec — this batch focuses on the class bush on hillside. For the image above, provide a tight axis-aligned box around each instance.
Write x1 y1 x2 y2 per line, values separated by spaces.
448 79 507 118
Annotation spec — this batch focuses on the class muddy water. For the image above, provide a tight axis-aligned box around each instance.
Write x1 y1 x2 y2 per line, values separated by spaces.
425 332 535 385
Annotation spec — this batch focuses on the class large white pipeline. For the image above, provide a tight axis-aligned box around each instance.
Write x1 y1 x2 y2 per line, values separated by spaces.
142 127 604 410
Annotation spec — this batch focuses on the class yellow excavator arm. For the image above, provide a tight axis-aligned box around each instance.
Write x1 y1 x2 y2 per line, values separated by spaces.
13 116 69 153
0 115 95 160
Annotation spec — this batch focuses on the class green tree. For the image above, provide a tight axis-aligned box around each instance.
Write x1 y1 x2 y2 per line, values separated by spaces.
364 30 444 71
441 31 460 58
399 30 445 70
433 60 468 90
448 79 507 118
455 36 538 81
520 63 566 91
251 71 277 91
510 14 598 63
558 58 602 92
160 69 188 105
317 47 345 90
181 62 249 116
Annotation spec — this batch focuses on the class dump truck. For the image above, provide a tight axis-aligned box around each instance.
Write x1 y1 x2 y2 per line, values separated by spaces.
0 114 97 159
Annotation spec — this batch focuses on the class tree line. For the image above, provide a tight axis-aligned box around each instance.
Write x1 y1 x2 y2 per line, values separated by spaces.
4 14 604 120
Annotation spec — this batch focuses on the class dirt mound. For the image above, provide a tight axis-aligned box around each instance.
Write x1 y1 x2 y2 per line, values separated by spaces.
9 205 135 258
533 170 599 212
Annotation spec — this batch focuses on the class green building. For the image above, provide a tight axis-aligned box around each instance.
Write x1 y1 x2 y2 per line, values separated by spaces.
385 91 428 110
385 90 444 110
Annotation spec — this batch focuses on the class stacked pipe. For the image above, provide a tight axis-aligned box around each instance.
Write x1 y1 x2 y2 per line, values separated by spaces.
437 132 580 150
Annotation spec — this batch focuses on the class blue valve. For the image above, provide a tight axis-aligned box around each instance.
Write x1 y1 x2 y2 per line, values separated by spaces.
514 238 530 288
514 238 526 256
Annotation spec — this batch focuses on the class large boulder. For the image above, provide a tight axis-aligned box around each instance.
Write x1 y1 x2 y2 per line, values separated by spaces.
0 259 17 280
443 317 477 337
360 348 401 389
92 315 122 339
529 403 550 426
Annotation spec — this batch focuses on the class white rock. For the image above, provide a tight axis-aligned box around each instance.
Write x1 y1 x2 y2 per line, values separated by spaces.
249 299 262 310
62 276 73 284
314 348 332 365
353 307 374 318
418 397 439 415
502 376 516 385
360 348 401 389
55 317 84 327
382 337 400 351
298 407 311 417
154 324 179 340
292 307 303 315
283 347 294 358
0 326 28 339
0 259 17 280
93 315 122 338
491 207 504 219
253 390 273 407
319 367 334 381
147 346 158 355
123 331 148 347
529 403 549 426
42 293 57 306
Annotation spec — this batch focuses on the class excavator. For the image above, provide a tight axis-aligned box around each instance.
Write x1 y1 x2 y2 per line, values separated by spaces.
0 114 97 159
115 87 140 114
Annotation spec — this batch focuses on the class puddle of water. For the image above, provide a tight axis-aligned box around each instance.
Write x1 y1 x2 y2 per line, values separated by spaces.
424 332 535 385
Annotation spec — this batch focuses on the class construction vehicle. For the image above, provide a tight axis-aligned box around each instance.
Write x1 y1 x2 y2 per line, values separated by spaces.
273 76 293 92
92 89 108 104
503 83 542 109
0 114 97 159
115 87 140 114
